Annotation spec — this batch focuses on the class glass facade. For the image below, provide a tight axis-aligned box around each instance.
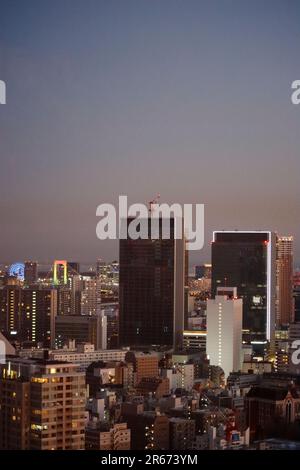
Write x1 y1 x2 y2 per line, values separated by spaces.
212 232 276 343
119 218 183 348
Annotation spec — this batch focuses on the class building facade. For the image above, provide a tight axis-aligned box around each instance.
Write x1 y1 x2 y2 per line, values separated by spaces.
212 231 276 346
206 287 243 380
0 358 86 450
119 217 187 348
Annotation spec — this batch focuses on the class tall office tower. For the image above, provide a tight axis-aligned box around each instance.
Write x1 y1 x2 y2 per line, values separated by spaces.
58 286 72 315
119 217 187 349
0 285 20 339
206 287 243 380
80 276 101 316
24 261 38 285
21 288 57 348
293 289 300 323
96 259 106 277
70 274 82 315
0 368 30 449
0 286 57 347
276 236 294 326
85 422 131 450
0 357 86 450
100 261 119 303
212 231 276 347
169 418 196 450
57 273 82 316
0 284 22 342
0 289 6 334
67 261 80 275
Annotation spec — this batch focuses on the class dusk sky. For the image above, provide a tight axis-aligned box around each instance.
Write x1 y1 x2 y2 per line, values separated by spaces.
1 0 300 265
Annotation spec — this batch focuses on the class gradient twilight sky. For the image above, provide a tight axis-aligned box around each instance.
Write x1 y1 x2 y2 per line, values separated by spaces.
0 0 300 265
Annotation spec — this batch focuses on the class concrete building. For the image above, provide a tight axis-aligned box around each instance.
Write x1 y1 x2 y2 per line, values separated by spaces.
169 417 195 450
86 360 133 396
55 313 106 349
57 286 72 316
119 217 187 349
0 357 86 450
125 351 159 386
212 231 276 346
121 404 170 450
101 302 119 349
85 422 130 450
19 343 128 372
182 330 206 351
80 276 101 316
293 270 300 322
206 287 243 380
0 372 30 449
24 261 38 286
0 331 16 364
136 377 170 399
0 286 57 348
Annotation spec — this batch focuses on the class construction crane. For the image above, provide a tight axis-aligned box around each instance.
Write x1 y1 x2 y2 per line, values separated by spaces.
148 193 160 213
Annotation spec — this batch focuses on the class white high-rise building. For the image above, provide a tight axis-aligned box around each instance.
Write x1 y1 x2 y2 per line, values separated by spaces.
206 287 243 380
81 276 101 316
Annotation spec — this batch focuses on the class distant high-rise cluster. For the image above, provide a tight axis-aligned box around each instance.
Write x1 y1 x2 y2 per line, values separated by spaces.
0 226 300 451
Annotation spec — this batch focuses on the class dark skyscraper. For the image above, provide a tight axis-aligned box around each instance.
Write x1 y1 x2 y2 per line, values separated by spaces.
0 358 86 450
0 284 22 341
119 217 187 349
211 231 276 345
24 261 38 286
293 270 300 323
293 288 300 323
67 261 80 275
